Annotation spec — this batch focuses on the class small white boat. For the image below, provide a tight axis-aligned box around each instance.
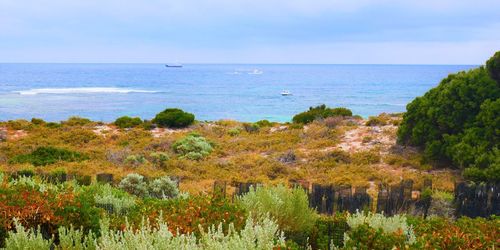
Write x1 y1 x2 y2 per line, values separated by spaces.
281 90 292 96
248 69 263 75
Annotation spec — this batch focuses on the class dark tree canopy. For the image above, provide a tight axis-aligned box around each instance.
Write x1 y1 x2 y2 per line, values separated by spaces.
153 108 195 128
486 51 500 83
292 104 352 124
397 51 500 182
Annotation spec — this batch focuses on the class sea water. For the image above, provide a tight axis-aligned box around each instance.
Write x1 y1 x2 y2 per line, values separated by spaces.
0 64 476 122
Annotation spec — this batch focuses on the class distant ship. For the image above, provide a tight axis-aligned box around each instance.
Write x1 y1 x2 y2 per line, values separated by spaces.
165 63 183 68
281 90 292 96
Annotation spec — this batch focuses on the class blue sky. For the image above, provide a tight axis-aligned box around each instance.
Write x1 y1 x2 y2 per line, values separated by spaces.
1 0 499 64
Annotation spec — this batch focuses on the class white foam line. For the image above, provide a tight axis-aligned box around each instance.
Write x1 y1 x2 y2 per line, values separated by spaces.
14 87 158 95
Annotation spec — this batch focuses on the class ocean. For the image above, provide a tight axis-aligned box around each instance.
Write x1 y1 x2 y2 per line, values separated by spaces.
0 64 476 122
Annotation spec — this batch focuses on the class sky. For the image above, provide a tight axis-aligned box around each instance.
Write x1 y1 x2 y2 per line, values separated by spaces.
1 0 499 64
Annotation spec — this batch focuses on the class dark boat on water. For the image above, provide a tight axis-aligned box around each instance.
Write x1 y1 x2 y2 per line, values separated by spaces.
165 64 183 68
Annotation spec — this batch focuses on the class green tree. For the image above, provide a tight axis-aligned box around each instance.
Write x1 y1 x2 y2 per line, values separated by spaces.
398 52 500 181
153 108 195 128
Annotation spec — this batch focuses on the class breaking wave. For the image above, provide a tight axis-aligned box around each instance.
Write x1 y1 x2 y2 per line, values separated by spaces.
14 87 158 95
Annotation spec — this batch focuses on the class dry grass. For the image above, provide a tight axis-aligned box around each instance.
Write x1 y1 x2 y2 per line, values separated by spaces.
0 115 460 194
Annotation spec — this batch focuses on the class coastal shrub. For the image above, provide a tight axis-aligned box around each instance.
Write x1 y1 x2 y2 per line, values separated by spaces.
5 220 53 250
238 185 317 233
409 216 499 249
228 127 242 136
45 122 61 128
94 184 136 215
172 134 213 160
149 152 169 167
292 104 352 124
243 123 260 133
365 116 388 126
342 211 416 249
351 150 380 165
255 119 273 127
126 195 246 235
6 119 32 131
118 173 148 197
153 108 195 128
30 118 45 125
397 52 500 181
62 116 92 126
6 215 283 249
141 120 155 130
0 179 101 241
148 176 179 199
324 116 343 128
114 116 143 129
9 146 88 166
309 215 349 249
124 154 147 166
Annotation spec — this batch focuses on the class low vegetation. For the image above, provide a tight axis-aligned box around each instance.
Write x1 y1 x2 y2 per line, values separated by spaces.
8 146 88 166
0 177 497 249
114 116 143 129
292 105 352 124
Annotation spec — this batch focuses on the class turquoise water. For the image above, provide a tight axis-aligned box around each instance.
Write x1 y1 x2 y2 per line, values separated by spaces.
0 64 476 122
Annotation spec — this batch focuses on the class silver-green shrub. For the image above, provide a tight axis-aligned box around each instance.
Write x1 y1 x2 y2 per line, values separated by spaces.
149 152 170 166
238 185 317 233
345 211 416 245
172 134 213 160
6 216 284 249
118 173 148 197
94 184 136 214
5 219 53 250
148 176 179 199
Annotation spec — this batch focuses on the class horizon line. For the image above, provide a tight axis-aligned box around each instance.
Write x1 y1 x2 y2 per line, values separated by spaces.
0 62 480 66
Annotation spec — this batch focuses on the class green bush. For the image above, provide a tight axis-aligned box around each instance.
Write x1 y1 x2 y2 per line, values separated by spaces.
94 184 136 215
397 52 500 181
228 127 242 136
9 146 88 166
148 176 179 199
62 116 92 126
153 108 195 128
45 122 61 128
5 215 284 249
238 185 317 233
149 152 169 167
114 116 143 129
255 120 273 127
124 154 147 166
292 105 352 124
30 118 45 125
342 211 416 249
118 173 149 197
365 116 387 126
172 134 213 160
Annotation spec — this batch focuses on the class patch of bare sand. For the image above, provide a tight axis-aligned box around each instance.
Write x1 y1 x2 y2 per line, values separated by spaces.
150 127 189 138
92 125 119 137
3 128 28 140
337 122 398 153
